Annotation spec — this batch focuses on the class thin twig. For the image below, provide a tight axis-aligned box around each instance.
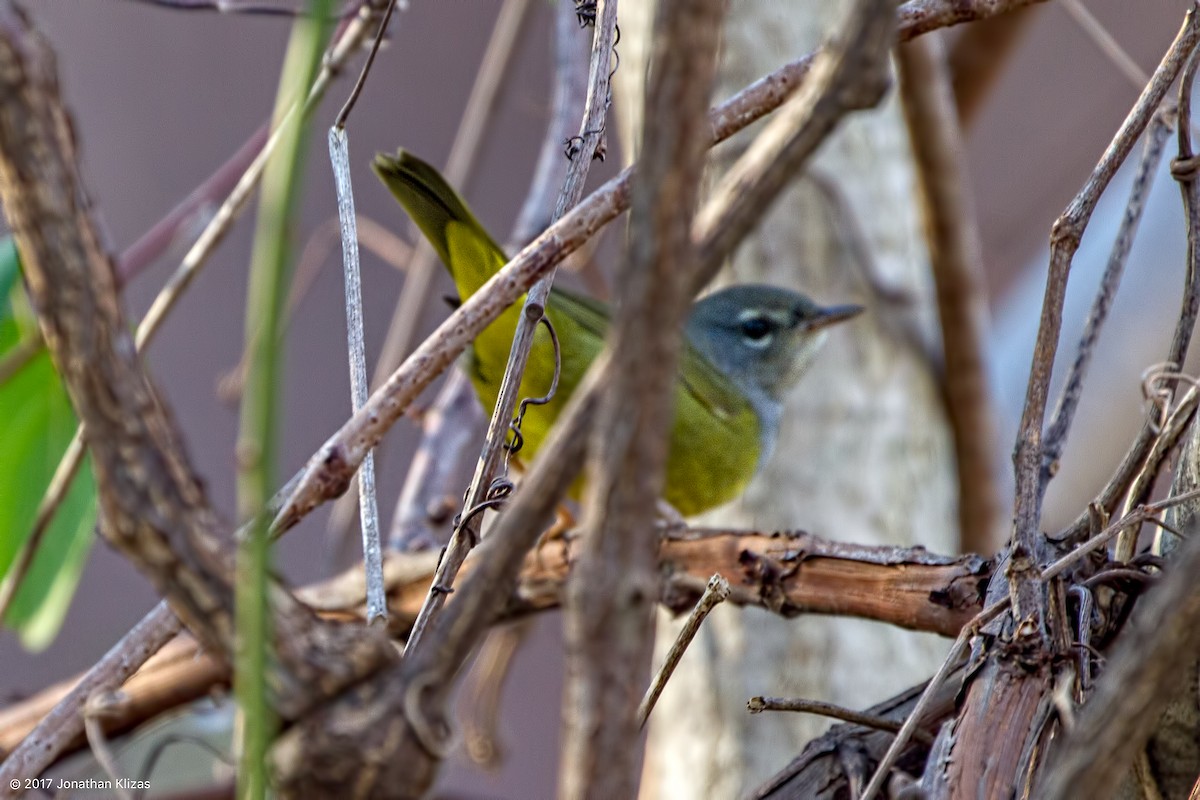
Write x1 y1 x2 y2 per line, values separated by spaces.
1058 15 1200 546
328 127 386 622
333 0 397 129
1041 486 1200 582
746 696 934 746
461 620 529 768
83 692 134 800
117 123 272 285
1114 382 1200 561
897 32 1003 555
401 0 617 658
1061 0 1149 91
1042 111 1175 487
638 574 730 728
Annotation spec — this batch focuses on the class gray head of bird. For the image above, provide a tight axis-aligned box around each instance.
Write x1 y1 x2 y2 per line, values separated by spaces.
686 284 862 438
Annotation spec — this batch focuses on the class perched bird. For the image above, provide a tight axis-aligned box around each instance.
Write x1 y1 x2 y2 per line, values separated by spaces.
373 150 861 516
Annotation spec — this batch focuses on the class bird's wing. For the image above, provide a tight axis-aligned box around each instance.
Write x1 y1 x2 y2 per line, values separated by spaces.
547 286 609 340
678 345 750 423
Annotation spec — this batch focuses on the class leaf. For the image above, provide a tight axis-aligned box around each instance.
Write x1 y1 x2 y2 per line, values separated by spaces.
0 276 96 651
0 237 17 314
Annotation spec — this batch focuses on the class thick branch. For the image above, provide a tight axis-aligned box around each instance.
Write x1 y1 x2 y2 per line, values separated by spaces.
559 0 723 794
0 530 986 769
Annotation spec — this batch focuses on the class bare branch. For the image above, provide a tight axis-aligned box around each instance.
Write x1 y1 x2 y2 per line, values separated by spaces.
0 528 985 771
639 575 730 728
1042 112 1175 492
559 0 724 790
747 696 933 746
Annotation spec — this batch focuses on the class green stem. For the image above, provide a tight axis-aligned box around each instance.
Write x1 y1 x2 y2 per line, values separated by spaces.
235 3 333 798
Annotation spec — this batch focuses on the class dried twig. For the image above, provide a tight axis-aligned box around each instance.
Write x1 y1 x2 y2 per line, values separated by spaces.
638 575 730 728
332 0 397 128
1114 381 1200 561
897 32 1003 555
328 127 386 622
82 692 133 800
1057 14 1200 545
1042 486 1200 581
1061 0 1149 90
1042 111 1174 491
461 620 528 768
746 696 934 746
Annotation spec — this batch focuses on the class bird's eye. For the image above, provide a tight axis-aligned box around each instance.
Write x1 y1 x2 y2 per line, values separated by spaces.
740 316 773 342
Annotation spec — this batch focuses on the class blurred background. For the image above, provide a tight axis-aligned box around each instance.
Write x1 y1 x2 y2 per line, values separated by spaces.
1 1 1194 796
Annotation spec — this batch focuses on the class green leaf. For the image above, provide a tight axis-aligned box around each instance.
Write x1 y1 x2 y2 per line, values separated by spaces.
0 281 96 651
0 236 19 323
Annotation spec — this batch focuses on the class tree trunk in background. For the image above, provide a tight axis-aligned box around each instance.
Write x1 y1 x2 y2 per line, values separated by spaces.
613 2 959 796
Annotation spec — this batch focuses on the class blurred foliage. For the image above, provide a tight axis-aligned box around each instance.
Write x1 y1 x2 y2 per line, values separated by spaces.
0 237 97 651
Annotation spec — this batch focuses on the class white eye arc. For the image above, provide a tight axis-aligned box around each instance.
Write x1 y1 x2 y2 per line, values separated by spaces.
737 311 777 348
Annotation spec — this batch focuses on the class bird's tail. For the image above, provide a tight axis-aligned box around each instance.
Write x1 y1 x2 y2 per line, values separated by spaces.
372 149 507 299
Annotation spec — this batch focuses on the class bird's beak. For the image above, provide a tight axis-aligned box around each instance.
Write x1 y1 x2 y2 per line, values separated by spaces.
803 303 863 331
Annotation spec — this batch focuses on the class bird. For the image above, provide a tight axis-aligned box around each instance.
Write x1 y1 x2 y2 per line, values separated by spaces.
373 150 861 516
